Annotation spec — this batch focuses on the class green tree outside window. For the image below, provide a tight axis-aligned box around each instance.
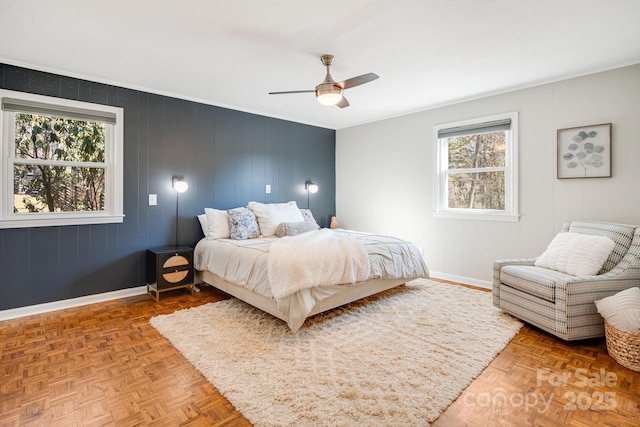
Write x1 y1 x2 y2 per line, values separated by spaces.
13 113 106 213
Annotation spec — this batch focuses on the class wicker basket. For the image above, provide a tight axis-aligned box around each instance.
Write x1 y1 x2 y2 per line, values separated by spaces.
604 320 640 372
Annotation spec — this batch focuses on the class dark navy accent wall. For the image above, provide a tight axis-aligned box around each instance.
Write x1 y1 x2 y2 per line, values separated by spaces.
0 63 336 310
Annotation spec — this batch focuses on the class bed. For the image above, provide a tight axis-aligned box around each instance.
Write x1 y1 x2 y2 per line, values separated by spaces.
194 202 429 332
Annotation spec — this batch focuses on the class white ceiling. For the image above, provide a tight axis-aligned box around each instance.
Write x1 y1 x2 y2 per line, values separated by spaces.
1 0 640 130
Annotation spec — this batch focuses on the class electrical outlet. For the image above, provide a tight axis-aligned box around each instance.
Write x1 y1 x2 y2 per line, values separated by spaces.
265 184 271 194
149 194 157 206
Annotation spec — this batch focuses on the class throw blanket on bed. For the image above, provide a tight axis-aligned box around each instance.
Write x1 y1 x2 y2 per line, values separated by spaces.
267 229 371 301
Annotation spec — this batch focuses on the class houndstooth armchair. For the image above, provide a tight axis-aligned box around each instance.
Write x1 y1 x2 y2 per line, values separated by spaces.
493 220 640 341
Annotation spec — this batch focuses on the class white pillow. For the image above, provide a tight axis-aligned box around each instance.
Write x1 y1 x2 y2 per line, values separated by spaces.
595 287 640 334
534 232 615 276
204 208 230 239
247 201 304 237
197 214 209 237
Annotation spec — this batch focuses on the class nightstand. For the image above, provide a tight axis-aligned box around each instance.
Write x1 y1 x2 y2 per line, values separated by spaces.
146 246 195 302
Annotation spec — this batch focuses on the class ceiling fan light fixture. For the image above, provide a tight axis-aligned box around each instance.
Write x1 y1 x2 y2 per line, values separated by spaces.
317 92 342 106
269 54 378 108
316 84 343 106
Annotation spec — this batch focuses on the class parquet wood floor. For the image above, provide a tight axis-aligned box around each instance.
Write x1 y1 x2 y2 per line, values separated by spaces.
1 283 638 426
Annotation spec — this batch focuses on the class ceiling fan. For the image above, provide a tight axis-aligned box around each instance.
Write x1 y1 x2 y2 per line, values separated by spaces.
268 55 379 108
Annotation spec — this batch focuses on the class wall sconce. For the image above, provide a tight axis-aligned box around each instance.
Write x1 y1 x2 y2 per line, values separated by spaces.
173 176 188 246
305 180 318 209
173 176 189 193
305 180 318 194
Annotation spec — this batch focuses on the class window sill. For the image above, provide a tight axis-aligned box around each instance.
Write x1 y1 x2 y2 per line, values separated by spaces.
0 214 125 229
433 211 519 222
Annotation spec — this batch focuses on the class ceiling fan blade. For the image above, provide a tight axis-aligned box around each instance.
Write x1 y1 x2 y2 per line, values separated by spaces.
336 96 350 108
337 73 379 90
269 90 315 95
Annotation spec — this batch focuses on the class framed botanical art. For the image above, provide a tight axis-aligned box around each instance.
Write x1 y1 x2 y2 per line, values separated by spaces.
557 123 612 179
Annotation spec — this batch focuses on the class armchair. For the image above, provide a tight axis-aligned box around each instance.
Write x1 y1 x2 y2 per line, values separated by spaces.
493 220 640 341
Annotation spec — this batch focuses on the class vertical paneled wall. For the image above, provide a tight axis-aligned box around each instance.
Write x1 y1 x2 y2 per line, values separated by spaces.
0 64 336 310
337 64 640 286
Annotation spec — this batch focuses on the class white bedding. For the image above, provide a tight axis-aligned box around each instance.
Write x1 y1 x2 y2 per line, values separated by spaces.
194 229 429 331
268 229 370 300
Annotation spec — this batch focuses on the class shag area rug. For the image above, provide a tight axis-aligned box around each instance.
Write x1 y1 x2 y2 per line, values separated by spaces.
150 279 522 426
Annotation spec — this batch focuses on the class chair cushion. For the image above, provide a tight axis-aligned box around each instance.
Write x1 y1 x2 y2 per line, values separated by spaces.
501 265 575 302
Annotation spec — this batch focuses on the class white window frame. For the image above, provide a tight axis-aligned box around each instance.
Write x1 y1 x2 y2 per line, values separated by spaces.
0 89 124 229
433 111 519 222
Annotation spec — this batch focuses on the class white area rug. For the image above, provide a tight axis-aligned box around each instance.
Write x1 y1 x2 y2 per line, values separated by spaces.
150 279 522 426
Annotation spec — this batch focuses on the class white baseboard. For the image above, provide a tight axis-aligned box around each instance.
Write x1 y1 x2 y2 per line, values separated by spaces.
0 286 147 322
0 273 490 322
429 271 492 290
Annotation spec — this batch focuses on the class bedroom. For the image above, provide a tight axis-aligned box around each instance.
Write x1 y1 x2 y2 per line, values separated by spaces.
1 1 640 426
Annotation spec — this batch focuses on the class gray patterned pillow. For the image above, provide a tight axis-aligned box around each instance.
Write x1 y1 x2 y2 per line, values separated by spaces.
227 207 260 240
275 221 319 237
299 209 320 228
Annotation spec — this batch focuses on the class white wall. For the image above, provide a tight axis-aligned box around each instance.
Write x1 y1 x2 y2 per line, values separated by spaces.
336 64 640 287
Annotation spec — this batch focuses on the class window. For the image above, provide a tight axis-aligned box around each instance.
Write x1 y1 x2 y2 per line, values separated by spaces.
433 112 518 222
0 89 124 228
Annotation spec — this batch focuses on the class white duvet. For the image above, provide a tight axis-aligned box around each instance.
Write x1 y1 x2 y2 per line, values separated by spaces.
267 229 370 300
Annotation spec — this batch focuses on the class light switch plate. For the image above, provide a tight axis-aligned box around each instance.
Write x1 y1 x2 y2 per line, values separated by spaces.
265 184 271 194
149 194 157 206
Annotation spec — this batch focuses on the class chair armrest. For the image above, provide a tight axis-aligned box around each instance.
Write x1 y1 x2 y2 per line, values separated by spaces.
493 258 537 285
494 258 537 268
492 258 537 305
555 272 640 310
